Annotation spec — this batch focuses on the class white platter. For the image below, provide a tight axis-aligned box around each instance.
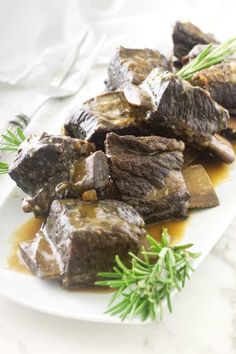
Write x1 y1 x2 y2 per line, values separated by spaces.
0 34 236 324
0 153 235 324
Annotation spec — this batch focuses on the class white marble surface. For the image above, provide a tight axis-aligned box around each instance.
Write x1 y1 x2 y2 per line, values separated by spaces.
0 0 236 353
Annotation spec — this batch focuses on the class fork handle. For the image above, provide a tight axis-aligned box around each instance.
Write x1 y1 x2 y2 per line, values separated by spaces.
1 94 50 135
8 113 31 131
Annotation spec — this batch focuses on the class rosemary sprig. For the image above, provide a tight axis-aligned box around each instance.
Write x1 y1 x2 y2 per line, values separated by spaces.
0 162 9 174
96 229 200 322
177 37 236 80
0 127 26 152
0 127 26 174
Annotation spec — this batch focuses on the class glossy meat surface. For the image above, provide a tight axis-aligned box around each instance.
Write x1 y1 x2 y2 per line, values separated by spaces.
9 132 95 216
105 46 170 90
64 91 150 149
191 59 236 112
105 133 189 223
20 199 146 288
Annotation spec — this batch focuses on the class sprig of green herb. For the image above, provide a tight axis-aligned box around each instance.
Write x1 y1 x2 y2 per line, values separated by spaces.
177 37 236 80
0 162 9 174
0 127 26 152
0 127 26 174
96 229 200 322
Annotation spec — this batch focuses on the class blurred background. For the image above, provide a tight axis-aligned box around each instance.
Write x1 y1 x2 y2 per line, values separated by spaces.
0 0 234 126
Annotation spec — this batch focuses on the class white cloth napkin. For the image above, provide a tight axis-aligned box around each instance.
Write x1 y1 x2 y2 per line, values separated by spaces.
0 0 234 131
0 0 233 87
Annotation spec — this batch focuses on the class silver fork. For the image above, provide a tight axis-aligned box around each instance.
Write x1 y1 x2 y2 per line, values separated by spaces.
0 33 106 136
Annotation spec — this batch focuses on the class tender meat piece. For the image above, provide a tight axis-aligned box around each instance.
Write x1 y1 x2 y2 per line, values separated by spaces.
105 46 170 91
183 164 219 208
124 69 233 162
207 134 235 164
55 150 114 201
222 117 236 140
9 132 94 196
19 230 62 279
123 83 153 109
181 44 236 113
20 199 146 288
64 91 150 149
22 150 112 217
190 58 236 113
9 132 97 217
105 133 189 223
172 21 219 59
22 183 60 218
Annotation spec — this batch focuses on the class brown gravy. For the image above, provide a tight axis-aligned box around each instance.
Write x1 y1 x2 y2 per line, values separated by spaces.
199 154 230 186
146 218 188 245
7 218 44 273
145 151 233 243
8 147 233 274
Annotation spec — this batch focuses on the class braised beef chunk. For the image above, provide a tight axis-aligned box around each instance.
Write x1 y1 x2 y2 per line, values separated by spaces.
172 21 219 59
190 58 236 113
22 183 60 218
183 45 236 113
125 68 233 162
105 46 170 91
9 132 94 196
20 199 146 288
56 150 113 201
23 150 113 216
9 132 95 217
64 91 150 149
207 134 235 164
19 230 62 279
105 133 189 223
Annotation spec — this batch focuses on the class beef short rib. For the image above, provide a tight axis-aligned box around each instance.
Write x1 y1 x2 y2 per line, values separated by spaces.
64 91 150 149
172 21 219 59
182 44 236 113
20 199 146 288
9 132 94 196
23 148 112 217
56 150 113 201
105 46 170 91
9 133 114 217
190 58 236 113
124 68 234 163
105 133 189 223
